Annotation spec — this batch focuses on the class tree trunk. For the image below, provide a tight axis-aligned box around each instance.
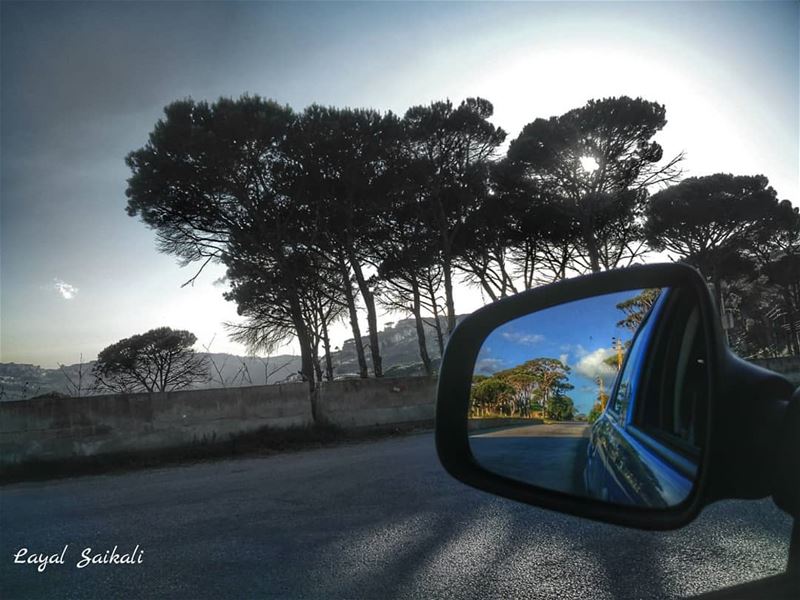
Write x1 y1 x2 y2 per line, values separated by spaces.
712 268 723 312
711 267 729 346
288 290 319 422
411 279 433 376
423 275 445 357
583 226 601 273
783 289 799 356
349 254 383 377
292 307 318 423
339 256 368 378
320 312 334 381
442 253 457 334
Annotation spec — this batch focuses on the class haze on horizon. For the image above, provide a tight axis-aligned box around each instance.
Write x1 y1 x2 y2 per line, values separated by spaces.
1 1 798 368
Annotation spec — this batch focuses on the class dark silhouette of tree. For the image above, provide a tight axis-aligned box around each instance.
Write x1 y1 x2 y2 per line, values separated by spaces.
496 158 582 287
124 96 339 411
507 96 682 273
762 257 800 355
126 96 294 281
126 91 796 385
280 105 400 378
370 148 449 375
458 158 582 298
374 236 440 377
221 198 345 417
737 200 800 356
402 97 507 334
92 327 209 394
645 174 785 311
455 180 520 300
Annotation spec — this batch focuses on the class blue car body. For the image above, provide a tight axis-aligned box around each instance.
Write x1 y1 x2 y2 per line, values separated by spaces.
584 290 698 508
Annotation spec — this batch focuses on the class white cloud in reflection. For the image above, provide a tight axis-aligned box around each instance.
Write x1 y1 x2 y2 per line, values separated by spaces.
500 331 544 346
573 347 616 381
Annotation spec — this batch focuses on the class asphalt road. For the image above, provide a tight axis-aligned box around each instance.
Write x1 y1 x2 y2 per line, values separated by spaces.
470 422 590 495
0 432 792 599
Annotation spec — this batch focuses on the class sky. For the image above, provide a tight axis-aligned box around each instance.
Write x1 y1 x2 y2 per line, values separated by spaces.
1 1 798 367
476 289 643 414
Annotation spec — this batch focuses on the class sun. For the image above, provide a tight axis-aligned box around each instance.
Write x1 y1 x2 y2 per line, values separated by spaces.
579 156 599 173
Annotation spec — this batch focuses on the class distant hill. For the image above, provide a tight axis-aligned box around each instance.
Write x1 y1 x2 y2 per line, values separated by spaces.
0 315 464 401
0 353 302 401
199 353 302 387
335 315 459 376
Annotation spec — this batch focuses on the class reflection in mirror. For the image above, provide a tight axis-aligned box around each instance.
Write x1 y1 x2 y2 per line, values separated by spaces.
468 286 707 509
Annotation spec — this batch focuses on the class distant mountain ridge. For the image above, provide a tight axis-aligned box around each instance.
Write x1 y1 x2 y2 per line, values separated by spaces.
0 353 302 401
0 315 463 401
335 315 458 376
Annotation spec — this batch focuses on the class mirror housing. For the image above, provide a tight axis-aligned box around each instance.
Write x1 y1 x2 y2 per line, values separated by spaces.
435 263 797 529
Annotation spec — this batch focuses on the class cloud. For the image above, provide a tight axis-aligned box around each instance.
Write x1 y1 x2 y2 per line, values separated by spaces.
500 331 544 346
559 353 569 367
474 358 506 375
53 278 78 300
561 343 588 358
573 347 616 382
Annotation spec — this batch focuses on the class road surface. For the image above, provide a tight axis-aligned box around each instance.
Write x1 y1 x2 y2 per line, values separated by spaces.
470 422 589 495
0 432 791 599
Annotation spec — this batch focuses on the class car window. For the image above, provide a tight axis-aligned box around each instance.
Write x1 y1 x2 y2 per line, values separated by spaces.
633 289 708 457
607 294 663 426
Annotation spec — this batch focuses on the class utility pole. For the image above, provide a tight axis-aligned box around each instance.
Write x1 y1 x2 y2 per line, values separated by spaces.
611 337 624 370
596 376 607 410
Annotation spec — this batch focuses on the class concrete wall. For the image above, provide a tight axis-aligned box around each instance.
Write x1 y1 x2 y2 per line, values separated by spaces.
0 383 312 466
0 377 437 466
318 377 436 428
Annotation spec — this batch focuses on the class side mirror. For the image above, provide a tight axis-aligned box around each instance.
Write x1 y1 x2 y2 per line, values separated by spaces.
436 264 798 530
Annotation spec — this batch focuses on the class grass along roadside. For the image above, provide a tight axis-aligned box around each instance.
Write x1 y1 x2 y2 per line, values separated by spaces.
0 420 434 485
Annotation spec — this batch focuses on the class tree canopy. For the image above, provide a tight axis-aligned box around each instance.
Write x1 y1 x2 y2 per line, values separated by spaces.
646 174 788 315
645 174 782 274
507 96 683 273
470 358 574 420
124 92 798 414
92 327 209 394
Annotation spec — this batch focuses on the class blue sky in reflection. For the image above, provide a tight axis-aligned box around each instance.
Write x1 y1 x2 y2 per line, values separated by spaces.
475 290 646 414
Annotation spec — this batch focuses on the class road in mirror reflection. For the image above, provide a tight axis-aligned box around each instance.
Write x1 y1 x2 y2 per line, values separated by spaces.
470 421 589 495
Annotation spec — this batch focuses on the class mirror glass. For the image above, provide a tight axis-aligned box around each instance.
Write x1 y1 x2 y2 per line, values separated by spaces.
468 286 708 508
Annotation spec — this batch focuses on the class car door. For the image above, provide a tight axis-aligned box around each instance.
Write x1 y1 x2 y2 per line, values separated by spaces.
585 288 702 507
